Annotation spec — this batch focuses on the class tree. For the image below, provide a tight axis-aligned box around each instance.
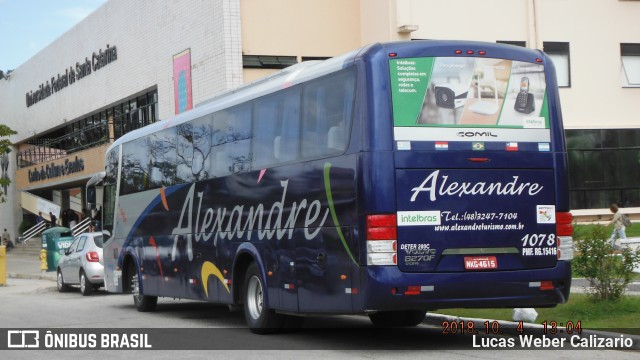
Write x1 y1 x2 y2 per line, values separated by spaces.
0 124 17 203
573 225 640 301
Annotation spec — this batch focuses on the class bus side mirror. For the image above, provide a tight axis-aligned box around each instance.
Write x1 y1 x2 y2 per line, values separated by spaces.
86 186 96 208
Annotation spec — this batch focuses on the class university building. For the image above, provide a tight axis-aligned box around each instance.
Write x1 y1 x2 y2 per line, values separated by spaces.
1 0 639 235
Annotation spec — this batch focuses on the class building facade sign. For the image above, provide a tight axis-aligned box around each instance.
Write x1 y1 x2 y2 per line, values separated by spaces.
27 156 85 183
25 44 118 108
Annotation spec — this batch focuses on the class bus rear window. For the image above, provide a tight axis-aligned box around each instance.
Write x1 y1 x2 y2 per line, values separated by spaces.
390 57 550 144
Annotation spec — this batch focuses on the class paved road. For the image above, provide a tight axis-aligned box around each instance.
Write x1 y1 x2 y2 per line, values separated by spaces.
0 278 638 359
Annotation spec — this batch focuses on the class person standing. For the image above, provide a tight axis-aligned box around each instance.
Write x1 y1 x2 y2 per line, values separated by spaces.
49 212 58 228
608 203 627 250
2 228 14 251
69 210 78 228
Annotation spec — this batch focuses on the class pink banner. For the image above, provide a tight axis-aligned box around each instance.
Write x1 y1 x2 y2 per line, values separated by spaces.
173 49 193 114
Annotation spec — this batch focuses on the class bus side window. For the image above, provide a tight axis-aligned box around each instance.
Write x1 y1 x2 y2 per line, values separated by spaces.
327 124 345 151
212 104 252 176
273 136 282 160
279 88 301 162
302 68 354 158
150 127 177 186
302 87 328 158
253 95 280 168
214 151 230 175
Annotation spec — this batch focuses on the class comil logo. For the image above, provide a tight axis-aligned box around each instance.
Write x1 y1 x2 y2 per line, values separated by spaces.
397 211 441 226
456 131 498 138
7 330 39 348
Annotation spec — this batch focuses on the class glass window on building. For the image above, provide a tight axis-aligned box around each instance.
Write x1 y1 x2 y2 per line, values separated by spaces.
566 129 640 209
544 42 571 87
621 43 640 88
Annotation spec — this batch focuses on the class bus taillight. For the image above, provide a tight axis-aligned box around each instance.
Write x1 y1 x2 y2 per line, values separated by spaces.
556 212 573 236
556 212 574 261
366 214 397 266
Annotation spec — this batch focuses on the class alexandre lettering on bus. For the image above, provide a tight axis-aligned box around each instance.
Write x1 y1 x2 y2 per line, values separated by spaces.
170 180 329 261
410 170 543 202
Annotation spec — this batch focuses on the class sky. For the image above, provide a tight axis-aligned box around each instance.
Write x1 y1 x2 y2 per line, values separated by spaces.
0 0 107 71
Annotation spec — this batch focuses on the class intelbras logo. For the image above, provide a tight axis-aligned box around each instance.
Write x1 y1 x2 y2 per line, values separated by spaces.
397 211 441 226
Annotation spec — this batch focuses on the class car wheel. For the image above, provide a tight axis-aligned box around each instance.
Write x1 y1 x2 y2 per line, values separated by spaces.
243 262 284 334
131 265 157 312
57 270 70 292
80 270 93 296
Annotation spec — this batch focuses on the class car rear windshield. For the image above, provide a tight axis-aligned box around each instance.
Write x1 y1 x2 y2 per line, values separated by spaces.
93 235 104 248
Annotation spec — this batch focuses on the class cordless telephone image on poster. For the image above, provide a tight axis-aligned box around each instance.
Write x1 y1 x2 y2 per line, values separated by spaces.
514 76 535 114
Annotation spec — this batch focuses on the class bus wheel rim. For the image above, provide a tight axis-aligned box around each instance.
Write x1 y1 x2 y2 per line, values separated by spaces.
247 275 263 320
132 274 142 301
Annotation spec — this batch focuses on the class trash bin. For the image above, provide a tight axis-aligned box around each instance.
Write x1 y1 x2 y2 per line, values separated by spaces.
42 227 74 272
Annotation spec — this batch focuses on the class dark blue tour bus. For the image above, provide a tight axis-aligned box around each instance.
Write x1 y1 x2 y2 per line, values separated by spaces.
101 40 573 333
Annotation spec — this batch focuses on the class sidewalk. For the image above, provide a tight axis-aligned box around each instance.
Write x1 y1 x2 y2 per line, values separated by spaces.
4 250 57 281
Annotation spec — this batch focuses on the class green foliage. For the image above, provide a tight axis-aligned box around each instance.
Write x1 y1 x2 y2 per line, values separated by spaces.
575 223 640 239
573 225 640 301
0 124 17 153
19 220 32 238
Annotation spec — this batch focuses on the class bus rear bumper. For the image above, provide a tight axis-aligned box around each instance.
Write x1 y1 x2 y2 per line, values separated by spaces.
358 261 572 312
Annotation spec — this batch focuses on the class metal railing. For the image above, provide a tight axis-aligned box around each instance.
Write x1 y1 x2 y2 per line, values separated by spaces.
17 123 110 169
18 221 48 243
71 217 92 237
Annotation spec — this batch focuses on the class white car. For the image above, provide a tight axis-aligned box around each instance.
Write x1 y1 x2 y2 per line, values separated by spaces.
56 232 104 296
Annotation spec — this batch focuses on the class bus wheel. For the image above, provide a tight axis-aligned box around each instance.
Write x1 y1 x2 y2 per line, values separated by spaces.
402 310 427 326
243 263 283 334
369 310 426 327
282 315 305 331
131 266 157 312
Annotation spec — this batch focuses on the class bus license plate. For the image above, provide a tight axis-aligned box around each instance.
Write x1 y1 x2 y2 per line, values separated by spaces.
464 256 498 270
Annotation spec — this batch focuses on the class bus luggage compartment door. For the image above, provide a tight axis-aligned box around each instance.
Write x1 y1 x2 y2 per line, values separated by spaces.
394 168 558 273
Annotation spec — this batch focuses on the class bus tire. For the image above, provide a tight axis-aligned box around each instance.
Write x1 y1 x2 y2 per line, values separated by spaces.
131 265 157 312
282 315 305 331
243 262 283 334
368 310 426 327
402 310 427 326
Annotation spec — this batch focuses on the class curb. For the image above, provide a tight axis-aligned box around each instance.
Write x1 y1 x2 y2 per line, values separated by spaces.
7 273 56 282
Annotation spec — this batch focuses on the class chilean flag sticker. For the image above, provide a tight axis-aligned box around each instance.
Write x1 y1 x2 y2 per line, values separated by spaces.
506 142 519 151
